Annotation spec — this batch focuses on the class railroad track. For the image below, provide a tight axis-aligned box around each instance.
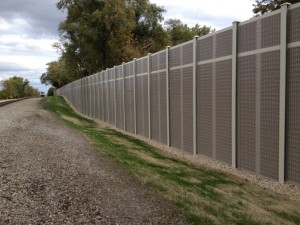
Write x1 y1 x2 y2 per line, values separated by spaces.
0 98 27 107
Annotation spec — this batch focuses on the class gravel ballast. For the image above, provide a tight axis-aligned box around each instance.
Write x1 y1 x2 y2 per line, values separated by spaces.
0 98 187 225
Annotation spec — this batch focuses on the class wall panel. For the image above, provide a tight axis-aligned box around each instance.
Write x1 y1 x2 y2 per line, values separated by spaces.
216 60 232 164
197 64 213 156
286 47 300 183
237 55 256 173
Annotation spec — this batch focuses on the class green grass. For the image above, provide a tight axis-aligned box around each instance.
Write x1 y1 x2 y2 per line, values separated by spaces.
44 96 300 225
270 210 300 225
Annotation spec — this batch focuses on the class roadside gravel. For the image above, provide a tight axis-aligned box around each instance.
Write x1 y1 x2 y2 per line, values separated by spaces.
0 98 187 225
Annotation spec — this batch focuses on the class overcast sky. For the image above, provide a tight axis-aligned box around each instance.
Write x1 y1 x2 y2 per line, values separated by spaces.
0 0 254 92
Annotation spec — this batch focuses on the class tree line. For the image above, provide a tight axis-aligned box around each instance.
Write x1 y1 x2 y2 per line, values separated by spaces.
0 76 39 99
41 0 299 89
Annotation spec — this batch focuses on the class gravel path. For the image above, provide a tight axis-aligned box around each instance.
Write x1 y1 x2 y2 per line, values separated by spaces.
0 99 186 225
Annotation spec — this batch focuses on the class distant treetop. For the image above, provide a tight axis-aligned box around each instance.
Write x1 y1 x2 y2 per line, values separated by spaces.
253 0 300 15
0 76 39 99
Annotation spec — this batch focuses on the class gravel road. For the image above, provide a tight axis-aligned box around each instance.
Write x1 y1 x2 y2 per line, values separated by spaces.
0 99 186 225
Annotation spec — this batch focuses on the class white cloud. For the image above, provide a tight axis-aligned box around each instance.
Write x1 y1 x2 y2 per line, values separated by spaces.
0 33 59 92
0 55 55 70
152 0 254 29
0 35 57 54
0 18 32 36
0 18 11 31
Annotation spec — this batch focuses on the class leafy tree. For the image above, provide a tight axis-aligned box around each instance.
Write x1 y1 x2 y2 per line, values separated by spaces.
40 59 71 88
44 0 215 87
55 0 170 79
24 85 39 97
56 0 137 78
253 0 300 15
129 0 169 54
165 19 213 46
47 87 56 96
191 24 214 37
0 76 39 99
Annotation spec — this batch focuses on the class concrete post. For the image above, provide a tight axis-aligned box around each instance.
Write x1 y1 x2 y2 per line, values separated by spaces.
232 21 239 168
278 3 290 183
122 63 126 130
114 66 117 127
148 53 152 139
193 36 199 155
166 47 171 147
133 58 137 134
106 69 110 123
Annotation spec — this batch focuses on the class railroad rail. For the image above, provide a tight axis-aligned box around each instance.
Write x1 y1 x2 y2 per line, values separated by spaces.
0 98 27 107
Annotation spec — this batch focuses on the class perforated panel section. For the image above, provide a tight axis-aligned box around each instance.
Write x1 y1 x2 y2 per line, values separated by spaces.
150 73 159 142
84 78 88 116
91 77 95 118
95 75 100 120
159 72 167 145
137 60 143 74
129 62 134 76
108 81 115 125
125 77 134 133
80 79 85 113
124 63 130 77
87 78 91 117
170 69 181 149
286 47 300 183
237 55 256 173
197 37 213 61
151 54 159 71
197 64 213 156
100 78 104 121
90 77 94 118
108 80 112 122
142 58 148 73
170 47 180 67
137 58 148 75
260 51 280 180
87 77 91 117
104 82 108 122
136 76 143 136
103 75 108 122
182 43 193 65
82 79 85 115
105 75 109 122
238 22 257 53
116 65 122 79
116 79 124 129
216 30 232 57
85 78 89 116
262 14 280 48
159 51 166 69
182 67 193 153
83 78 88 114
216 60 232 164
143 76 149 138
288 7 300 43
